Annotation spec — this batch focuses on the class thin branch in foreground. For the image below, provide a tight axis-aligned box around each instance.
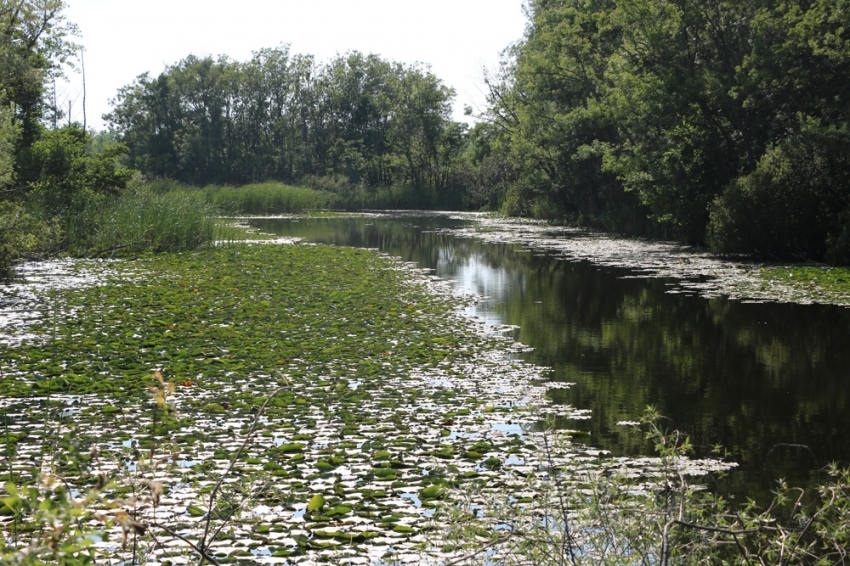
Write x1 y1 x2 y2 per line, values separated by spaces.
152 521 221 566
443 532 514 566
198 383 288 564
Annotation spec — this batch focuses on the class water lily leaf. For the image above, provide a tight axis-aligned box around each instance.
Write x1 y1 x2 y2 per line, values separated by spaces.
326 505 351 517
307 494 325 512
187 505 206 516
393 524 416 534
419 485 446 500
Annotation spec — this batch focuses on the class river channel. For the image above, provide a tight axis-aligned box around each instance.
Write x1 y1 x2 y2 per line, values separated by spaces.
251 214 850 501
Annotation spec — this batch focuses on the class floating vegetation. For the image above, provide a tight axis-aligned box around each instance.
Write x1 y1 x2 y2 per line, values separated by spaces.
306 210 850 307
0 239 732 564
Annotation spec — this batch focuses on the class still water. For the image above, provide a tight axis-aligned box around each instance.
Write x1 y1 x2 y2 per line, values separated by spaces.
252 215 850 499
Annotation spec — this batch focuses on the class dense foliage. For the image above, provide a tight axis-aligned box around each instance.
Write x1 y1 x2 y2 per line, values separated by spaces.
107 49 469 208
488 0 850 261
0 2 221 276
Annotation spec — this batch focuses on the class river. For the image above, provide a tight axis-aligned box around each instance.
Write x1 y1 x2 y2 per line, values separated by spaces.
251 213 850 501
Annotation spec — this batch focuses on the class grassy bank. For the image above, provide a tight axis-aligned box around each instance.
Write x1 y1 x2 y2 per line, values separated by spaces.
203 182 341 214
756 264 850 304
145 179 449 214
62 187 219 257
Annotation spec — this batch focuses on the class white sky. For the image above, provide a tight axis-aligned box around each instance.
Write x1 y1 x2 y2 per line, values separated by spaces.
59 0 528 131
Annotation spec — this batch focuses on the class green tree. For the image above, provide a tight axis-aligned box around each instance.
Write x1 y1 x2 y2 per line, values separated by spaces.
388 63 465 203
0 103 16 190
30 124 134 215
0 0 78 155
491 0 850 260
107 48 468 206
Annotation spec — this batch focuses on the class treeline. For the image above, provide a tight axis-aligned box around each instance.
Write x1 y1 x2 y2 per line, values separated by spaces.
6 0 850 267
485 0 850 262
0 2 221 276
107 49 468 208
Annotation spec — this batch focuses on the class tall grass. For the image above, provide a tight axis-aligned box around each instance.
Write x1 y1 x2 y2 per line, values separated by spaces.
64 187 216 256
341 184 438 210
205 182 340 214
137 179 452 214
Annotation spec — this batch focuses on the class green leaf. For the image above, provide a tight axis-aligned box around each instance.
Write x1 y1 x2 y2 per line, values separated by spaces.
307 494 325 512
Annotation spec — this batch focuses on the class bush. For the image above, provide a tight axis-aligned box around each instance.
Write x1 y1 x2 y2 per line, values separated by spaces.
708 121 850 263
0 201 54 278
501 183 533 218
300 173 357 195
29 125 135 216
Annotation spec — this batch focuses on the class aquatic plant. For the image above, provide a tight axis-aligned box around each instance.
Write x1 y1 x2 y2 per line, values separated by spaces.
439 409 850 565
2 235 847 564
204 182 340 215
63 186 217 257
1 241 591 563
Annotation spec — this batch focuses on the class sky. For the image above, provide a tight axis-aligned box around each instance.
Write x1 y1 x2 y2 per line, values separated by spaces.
59 0 528 131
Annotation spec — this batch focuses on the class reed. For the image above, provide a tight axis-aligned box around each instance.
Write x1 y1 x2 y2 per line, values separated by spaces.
64 187 216 256
204 182 340 214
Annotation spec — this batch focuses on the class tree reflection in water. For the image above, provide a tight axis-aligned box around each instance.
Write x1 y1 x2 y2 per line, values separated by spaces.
254 215 850 501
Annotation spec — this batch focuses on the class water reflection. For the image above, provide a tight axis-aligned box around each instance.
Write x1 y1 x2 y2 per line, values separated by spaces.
253 216 850 499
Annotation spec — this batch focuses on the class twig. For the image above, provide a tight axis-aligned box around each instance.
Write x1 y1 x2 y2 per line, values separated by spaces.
153 521 221 566
88 240 147 258
198 384 287 564
768 444 820 475
674 520 760 536
542 426 578 566
443 532 514 566
208 479 274 544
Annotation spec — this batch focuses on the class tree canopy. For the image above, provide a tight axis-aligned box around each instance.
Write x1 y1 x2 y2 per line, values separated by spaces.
488 0 850 260
107 48 468 206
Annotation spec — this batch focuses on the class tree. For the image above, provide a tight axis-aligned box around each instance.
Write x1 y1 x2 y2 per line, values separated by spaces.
0 103 16 190
30 124 134 214
0 0 78 155
489 0 850 260
107 48 469 206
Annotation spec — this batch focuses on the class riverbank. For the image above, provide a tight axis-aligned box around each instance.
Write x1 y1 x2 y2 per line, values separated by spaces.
361 211 850 307
465 214 850 306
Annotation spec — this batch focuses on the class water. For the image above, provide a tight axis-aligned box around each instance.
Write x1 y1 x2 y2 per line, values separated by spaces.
252 215 850 500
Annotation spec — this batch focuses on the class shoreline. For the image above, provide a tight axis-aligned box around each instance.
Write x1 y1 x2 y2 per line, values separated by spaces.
259 210 850 308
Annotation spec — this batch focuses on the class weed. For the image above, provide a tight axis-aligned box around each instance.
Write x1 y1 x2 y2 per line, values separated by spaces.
440 408 850 565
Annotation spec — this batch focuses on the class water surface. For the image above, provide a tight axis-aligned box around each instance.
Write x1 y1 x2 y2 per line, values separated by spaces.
252 215 850 499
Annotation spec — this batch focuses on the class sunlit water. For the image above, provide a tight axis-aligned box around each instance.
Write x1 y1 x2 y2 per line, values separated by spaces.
252 214 850 500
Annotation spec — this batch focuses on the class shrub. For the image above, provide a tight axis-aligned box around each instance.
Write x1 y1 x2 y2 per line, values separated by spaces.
204 182 340 214
0 201 54 278
708 121 850 263
29 125 135 217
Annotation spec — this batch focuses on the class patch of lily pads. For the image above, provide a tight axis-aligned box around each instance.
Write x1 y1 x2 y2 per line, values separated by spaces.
298 210 850 307
1 240 732 564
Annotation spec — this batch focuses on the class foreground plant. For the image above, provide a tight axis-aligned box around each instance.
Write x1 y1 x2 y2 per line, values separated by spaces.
442 408 850 565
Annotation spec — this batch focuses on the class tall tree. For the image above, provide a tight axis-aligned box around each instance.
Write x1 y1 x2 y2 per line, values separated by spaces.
491 0 850 260
0 0 78 156
107 48 468 206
